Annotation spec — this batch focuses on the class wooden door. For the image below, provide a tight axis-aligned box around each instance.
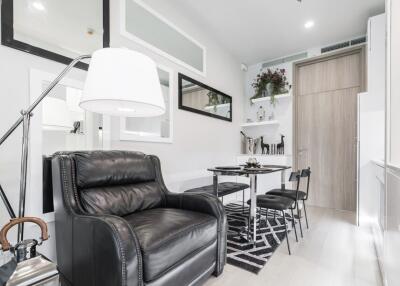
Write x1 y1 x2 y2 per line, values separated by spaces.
294 48 365 211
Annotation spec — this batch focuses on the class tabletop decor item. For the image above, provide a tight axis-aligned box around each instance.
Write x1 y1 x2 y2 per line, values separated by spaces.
250 68 291 105
245 157 261 168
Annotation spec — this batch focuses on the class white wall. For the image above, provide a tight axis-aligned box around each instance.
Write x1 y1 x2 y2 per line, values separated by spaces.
0 0 244 261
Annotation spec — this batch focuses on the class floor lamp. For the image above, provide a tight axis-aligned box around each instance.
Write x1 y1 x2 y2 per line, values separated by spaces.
0 48 165 242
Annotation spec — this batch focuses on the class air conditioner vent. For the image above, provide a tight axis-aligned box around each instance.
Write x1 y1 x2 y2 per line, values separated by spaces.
321 36 366 54
321 41 350 53
350 36 367 46
262 52 308 69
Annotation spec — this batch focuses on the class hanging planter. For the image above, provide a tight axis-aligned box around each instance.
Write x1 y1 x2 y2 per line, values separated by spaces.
250 68 291 106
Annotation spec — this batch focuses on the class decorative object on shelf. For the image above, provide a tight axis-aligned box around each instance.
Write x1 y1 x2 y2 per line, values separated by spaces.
241 131 259 155
277 135 285 154
250 68 291 106
271 144 276 155
256 106 266 121
0 217 58 285
260 136 270 155
178 73 232 122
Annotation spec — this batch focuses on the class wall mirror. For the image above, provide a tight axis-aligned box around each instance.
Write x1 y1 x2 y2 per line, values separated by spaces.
120 65 173 143
1 0 110 70
120 0 206 76
178 73 232 122
28 69 104 222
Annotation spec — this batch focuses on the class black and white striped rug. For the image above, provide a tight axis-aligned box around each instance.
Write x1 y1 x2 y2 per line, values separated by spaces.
225 203 293 274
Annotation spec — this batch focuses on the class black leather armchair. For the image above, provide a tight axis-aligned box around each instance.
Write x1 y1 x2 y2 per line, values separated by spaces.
52 151 227 286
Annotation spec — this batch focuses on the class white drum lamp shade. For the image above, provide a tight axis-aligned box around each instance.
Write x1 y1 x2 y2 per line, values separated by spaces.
80 48 165 117
42 97 73 131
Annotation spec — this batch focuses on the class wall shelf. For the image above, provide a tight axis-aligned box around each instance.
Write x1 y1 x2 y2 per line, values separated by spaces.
251 93 290 104
241 120 279 128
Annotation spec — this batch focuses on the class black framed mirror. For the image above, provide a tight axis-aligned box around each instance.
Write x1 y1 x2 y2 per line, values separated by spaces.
178 73 232 122
1 0 110 70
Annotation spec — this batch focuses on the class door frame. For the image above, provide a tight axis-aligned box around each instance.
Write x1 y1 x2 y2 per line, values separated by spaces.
292 45 367 213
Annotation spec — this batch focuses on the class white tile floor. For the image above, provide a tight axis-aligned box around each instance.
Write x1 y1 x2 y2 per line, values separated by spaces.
205 206 383 286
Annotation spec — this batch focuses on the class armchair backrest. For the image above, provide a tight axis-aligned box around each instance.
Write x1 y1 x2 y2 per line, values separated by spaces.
52 150 167 217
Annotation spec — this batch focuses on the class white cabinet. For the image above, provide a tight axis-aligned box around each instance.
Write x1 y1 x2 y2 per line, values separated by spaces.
358 14 386 226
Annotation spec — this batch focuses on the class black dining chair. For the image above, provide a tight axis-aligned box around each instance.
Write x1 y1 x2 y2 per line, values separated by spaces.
247 171 301 255
267 167 311 235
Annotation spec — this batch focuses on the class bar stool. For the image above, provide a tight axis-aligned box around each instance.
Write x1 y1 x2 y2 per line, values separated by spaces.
247 194 297 255
268 168 311 232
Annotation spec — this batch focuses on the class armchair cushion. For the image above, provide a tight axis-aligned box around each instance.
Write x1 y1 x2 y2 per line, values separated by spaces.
80 181 164 216
75 150 156 188
123 208 217 282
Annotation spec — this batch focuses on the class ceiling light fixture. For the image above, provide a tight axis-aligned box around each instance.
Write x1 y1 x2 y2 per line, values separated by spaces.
304 20 315 29
32 1 46 11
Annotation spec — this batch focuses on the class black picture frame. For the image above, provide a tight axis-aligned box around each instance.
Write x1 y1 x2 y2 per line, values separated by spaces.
1 0 110 70
178 73 232 122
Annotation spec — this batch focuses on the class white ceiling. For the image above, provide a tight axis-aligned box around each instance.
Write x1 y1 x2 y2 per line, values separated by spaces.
167 0 385 65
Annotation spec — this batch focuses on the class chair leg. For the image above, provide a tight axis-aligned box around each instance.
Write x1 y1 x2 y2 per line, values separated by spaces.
290 208 298 242
242 190 245 214
296 203 303 238
274 209 276 220
303 200 309 229
258 208 261 232
282 211 291 255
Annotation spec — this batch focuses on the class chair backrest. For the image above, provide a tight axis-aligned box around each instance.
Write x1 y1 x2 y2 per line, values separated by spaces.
288 171 301 190
56 151 166 216
300 167 311 199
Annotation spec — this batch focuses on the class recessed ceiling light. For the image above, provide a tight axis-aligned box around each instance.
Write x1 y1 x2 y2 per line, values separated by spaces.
304 20 315 29
32 1 46 11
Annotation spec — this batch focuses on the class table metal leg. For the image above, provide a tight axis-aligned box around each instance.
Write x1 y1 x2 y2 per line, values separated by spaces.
281 169 286 190
249 174 257 243
213 174 219 197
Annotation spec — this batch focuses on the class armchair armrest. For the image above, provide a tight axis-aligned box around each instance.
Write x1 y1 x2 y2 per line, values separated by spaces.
59 214 143 286
165 192 227 276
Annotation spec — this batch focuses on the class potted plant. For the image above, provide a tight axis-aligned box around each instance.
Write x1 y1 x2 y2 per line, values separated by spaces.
250 68 291 105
